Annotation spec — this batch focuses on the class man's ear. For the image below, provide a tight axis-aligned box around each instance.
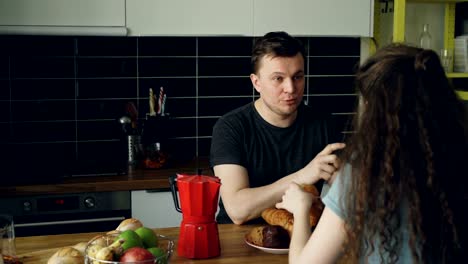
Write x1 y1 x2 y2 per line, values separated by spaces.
250 73 261 93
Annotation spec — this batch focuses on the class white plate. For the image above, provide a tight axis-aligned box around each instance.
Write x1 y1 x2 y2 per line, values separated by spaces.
244 234 289 255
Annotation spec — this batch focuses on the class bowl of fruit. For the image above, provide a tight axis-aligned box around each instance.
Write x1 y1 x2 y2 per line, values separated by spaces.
84 226 174 264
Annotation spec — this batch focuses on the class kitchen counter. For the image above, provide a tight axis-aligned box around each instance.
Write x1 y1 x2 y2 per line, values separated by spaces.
0 157 212 197
17 224 287 264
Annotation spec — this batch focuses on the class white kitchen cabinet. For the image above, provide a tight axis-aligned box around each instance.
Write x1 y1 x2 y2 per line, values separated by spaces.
131 190 182 228
0 0 125 27
253 0 374 37
126 0 253 36
0 0 126 35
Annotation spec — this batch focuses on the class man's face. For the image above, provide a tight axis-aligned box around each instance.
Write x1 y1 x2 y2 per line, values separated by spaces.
251 53 305 117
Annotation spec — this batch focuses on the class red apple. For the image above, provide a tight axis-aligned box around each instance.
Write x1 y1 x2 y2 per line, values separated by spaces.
119 247 155 262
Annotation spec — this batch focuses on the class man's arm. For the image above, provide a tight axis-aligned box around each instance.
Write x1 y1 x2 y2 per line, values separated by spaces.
213 142 345 225
214 164 298 224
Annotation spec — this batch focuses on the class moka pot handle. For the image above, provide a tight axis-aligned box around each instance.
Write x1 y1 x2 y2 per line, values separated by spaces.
169 174 182 213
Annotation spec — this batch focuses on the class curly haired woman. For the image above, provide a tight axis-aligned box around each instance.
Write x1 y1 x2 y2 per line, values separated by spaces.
276 44 468 263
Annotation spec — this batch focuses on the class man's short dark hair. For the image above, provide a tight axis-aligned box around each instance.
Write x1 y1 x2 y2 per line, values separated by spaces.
251 31 306 74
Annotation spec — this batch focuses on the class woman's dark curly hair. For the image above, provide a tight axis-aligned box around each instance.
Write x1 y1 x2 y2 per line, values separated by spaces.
340 43 468 263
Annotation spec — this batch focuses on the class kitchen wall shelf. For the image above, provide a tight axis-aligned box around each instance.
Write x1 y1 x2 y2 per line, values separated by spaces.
447 72 468 78
456 90 468 100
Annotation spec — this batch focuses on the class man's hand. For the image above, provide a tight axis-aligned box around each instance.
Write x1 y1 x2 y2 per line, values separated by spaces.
296 143 345 185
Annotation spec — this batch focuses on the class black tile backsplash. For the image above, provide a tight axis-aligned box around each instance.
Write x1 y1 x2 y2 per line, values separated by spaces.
198 57 252 76
138 37 196 56
198 37 253 56
13 57 75 78
12 79 75 100
138 57 196 77
77 58 137 78
0 35 360 182
198 77 253 97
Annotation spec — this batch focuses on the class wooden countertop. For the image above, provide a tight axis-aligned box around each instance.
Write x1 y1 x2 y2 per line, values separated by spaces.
0 158 212 197
16 224 290 264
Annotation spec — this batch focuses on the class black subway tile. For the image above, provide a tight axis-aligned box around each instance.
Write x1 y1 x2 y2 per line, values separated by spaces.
0 80 10 100
306 95 357 113
198 117 218 137
12 79 75 100
77 99 129 120
198 137 212 157
198 57 251 76
168 138 196 162
8 36 75 56
0 102 10 122
11 121 75 142
12 57 75 78
77 37 137 56
77 78 137 99
166 118 196 138
308 57 360 75
308 37 360 56
198 77 253 97
198 97 253 116
0 123 10 143
138 57 196 77
308 76 356 94
11 101 75 122
77 120 121 141
158 98 196 117
138 37 196 56
74 141 127 175
0 56 9 78
77 57 137 78
198 37 253 56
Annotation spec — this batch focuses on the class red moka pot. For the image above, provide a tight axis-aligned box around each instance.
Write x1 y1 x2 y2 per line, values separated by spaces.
169 173 221 259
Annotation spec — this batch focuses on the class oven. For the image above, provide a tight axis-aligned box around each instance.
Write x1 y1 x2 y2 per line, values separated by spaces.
0 191 131 237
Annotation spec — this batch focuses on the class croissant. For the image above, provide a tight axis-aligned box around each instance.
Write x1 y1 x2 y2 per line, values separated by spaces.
261 208 294 234
261 184 324 233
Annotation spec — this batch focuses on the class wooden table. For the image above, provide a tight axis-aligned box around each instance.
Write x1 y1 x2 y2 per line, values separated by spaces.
16 224 288 264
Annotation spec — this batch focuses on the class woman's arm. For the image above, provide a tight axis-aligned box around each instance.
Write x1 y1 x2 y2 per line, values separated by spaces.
277 183 346 264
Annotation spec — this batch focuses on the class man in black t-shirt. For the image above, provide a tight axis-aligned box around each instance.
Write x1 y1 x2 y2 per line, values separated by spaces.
210 32 345 224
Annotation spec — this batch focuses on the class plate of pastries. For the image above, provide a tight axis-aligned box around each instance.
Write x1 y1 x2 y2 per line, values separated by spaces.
244 184 324 254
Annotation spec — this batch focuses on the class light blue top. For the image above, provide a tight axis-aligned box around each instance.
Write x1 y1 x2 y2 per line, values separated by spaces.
321 164 415 263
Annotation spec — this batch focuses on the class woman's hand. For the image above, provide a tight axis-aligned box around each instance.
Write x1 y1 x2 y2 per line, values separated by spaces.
276 182 313 216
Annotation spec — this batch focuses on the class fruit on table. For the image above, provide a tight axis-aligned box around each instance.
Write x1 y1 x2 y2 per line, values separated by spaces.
147 247 167 263
117 230 144 251
94 238 125 261
135 226 158 248
119 247 155 262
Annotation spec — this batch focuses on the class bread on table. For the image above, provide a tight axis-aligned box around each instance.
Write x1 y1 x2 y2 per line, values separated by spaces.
261 184 324 233
261 208 294 234
245 225 290 248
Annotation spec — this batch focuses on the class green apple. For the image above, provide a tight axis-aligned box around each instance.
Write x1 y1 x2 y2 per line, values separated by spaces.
147 247 167 264
116 230 144 251
135 227 158 248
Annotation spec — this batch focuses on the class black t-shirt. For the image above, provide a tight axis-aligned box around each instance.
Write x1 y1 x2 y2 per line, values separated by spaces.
210 102 341 224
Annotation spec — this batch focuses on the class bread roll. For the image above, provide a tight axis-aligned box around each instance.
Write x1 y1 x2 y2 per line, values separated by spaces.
116 218 143 231
246 225 290 248
47 247 84 264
